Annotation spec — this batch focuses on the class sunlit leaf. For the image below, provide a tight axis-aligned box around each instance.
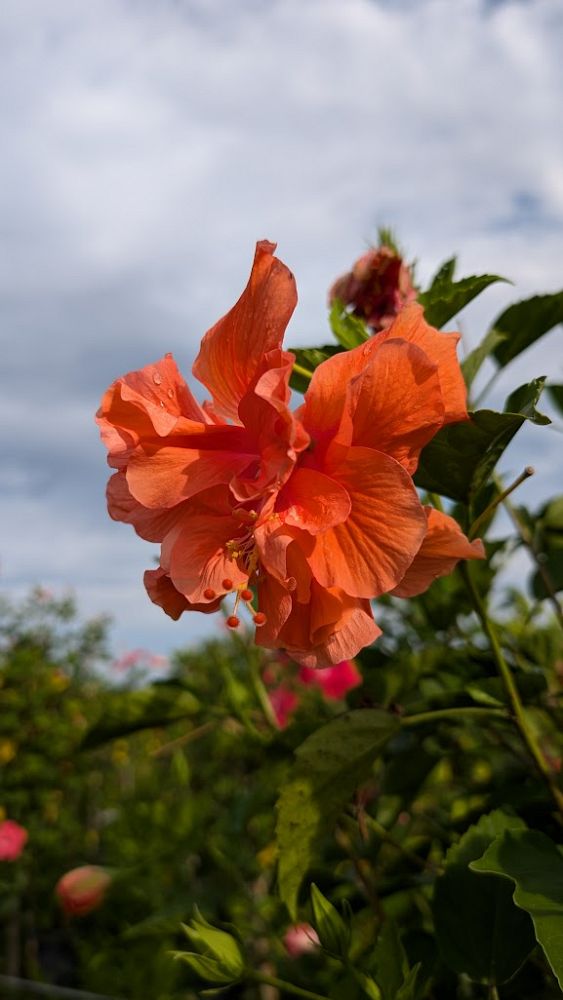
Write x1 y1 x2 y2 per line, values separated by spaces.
276 709 399 918
492 292 563 367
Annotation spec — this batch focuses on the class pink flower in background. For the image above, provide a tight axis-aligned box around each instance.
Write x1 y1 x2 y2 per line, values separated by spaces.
56 865 111 916
266 657 363 728
329 243 417 332
299 659 362 700
0 820 28 861
283 923 320 957
269 685 299 730
112 648 169 672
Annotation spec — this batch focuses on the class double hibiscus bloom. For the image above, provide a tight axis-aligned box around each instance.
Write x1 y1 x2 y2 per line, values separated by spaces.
97 241 483 667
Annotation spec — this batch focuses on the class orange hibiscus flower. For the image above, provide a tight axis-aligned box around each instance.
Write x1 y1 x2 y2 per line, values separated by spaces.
97 241 483 666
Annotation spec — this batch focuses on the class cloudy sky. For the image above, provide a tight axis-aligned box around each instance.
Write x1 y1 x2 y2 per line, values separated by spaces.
2 0 562 660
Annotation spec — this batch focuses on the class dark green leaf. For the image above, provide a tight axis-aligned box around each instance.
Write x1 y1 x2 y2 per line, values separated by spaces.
492 291 563 367
471 829 563 989
415 379 550 504
276 709 399 918
462 328 507 389
433 810 535 984
290 345 342 393
370 920 409 1000
547 384 563 417
531 547 563 599
81 684 200 748
329 300 370 349
310 884 350 958
419 273 508 329
426 256 457 290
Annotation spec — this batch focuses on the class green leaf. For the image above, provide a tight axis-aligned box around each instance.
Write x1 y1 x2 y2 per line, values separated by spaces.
462 328 507 389
396 966 423 1000
433 810 535 984
414 378 550 505
370 920 409 1000
172 951 237 985
182 911 245 979
276 709 399 918
547 384 563 417
426 256 457 290
419 272 507 329
310 884 350 957
329 300 370 349
289 345 342 393
471 829 563 989
492 291 563 367
81 683 200 748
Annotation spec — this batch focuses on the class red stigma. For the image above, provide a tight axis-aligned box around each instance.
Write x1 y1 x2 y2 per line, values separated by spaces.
222 578 233 590
226 615 240 629
241 588 253 602
203 588 216 600
253 612 267 627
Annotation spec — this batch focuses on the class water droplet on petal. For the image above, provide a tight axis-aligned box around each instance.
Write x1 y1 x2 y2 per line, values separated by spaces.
153 371 162 385
167 388 174 398
159 400 165 408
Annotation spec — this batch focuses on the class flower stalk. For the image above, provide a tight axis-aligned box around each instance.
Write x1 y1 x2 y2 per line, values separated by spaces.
460 563 563 819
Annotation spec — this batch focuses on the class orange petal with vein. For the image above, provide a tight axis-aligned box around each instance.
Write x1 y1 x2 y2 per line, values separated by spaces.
392 507 485 597
192 241 297 421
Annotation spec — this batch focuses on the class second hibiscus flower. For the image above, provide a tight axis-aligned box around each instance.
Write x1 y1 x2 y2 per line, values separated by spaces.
97 241 483 666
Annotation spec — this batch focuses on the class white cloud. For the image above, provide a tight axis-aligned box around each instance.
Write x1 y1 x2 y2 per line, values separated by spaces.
1 0 562 654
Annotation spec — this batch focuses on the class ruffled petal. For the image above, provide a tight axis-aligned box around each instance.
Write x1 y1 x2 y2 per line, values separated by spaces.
377 303 468 424
126 440 254 509
306 446 427 598
276 467 351 534
106 471 187 541
342 338 444 473
96 354 208 468
192 241 297 422
144 567 221 619
257 578 381 668
160 498 248 604
392 507 485 597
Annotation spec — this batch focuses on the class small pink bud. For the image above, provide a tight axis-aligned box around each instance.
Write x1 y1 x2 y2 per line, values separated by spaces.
56 865 111 917
283 923 320 957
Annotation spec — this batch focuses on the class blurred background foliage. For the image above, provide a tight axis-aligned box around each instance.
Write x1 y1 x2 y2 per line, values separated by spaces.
1 549 563 999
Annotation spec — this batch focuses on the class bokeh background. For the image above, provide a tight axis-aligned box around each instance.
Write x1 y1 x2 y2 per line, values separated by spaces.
2 0 562 659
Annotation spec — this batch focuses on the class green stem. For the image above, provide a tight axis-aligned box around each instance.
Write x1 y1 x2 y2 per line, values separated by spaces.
249 971 331 1000
460 563 563 818
402 707 509 728
489 984 500 1000
469 466 535 540
250 660 279 730
292 362 315 382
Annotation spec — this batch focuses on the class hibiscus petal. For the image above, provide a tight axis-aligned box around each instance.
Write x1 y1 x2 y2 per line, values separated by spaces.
307 446 427 598
161 510 248 604
144 567 221 619
126 440 254 509
378 303 468 424
96 354 209 468
276 467 351 534
392 507 485 597
299 660 363 700
343 339 444 473
107 471 187 541
192 241 297 421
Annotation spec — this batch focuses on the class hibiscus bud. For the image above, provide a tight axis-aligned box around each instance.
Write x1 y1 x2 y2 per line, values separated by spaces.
283 923 320 957
0 820 28 862
329 244 416 333
55 865 111 916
